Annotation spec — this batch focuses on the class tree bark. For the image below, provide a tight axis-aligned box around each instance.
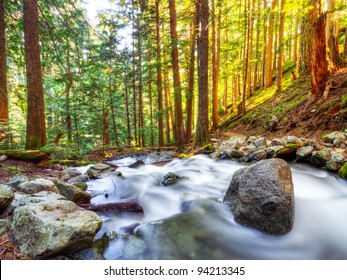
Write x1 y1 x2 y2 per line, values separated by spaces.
193 0 209 147
311 13 329 99
261 0 267 89
186 4 198 142
168 0 185 149
325 0 340 71
24 0 47 149
137 23 144 147
156 0 164 146
0 0 8 143
276 0 286 92
265 0 277 88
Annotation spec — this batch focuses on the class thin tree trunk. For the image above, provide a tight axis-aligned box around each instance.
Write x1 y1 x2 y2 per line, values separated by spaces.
247 0 255 98
132 13 138 145
164 71 171 144
148 65 154 147
293 15 299 64
103 107 110 146
193 0 210 147
265 0 277 88
211 0 219 128
65 39 73 142
241 0 249 114
326 0 340 71
0 0 8 143
137 24 144 147
109 77 119 146
276 0 286 92
156 0 164 146
185 4 198 142
253 0 261 92
124 85 131 145
344 28 347 60
261 0 267 89
168 0 185 149
24 0 47 149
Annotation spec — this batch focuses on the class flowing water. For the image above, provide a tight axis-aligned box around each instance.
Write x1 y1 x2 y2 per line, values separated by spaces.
83 155 347 260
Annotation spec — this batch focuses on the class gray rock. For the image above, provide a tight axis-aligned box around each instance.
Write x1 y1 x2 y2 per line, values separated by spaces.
15 178 59 195
0 184 14 213
0 219 10 236
86 164 114 179
311 149 331 167
324 131 346 146
60 168 82 181
0 155 8 162
219 136 246 153
269 115 279 131
271 138 286 146
282 135 302 145
162 172 179 186
6 175 29 188
230 149 246 158
124 238 147 259
52 179 91 204
249 150 267 161
254 137 267 149
18 191 66 206
11 200 102 258
266 145 285 158
247 136 257 144
296 146 314 162
326 151 346 172
68 174 89 184
223 158 294 235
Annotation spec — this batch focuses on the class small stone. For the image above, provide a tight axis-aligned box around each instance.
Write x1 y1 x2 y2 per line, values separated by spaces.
324 131 346 145
162 172 178 186
254 137 267 149
249 150 267 161
311 149 331 167
296 146 315 162
6 175 29 188
271 138 286 146
266 146 285 158
86 164 114 179
230 149 245 158
0 184 14 213
15 179 59 195
0 155 8 162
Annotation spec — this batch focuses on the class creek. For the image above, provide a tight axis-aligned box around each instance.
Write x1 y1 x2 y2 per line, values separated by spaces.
82 155 347 260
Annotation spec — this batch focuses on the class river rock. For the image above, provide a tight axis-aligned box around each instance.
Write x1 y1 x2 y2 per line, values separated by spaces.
15 178 59 195
282 135 302 145
86 163 114 179
0 155 8 162
249 150 267 161
266 145 285 158
68 174 89 184
223 158 294 235
52 179 91 204
11 200 102 258
296 146 314 162
60 168 82 181
230 149 246 158
6 175 29 188
310 149 331 167
324 131 346 147
275 144 299 161
162 172 179 186
0 184 14 213
269 115 279 131
247 136 257 144
219 136 246 153
326 151 346 172
254 137 267 149
271 138 286 146
18 191 66 206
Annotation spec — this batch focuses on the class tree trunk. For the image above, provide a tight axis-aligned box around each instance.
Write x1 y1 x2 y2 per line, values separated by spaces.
292 16 299 64
276 0 286 92
137 24 144 147
0 0 8 143
168 0 185 149
261 0 267 89
247 0 255 98
65 39 73 142
311 13 329 99
265 0 277 88
109 77 119 146
325 0 340 71
24 0 47 149
132 15 138 145
124 85 131 145
253 0 261 91
186 4 198 142
193 0 209 148
103 108 110 146
156 0 164 147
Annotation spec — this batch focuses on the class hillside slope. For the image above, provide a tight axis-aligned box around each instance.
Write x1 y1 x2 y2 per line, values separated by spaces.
218 67 347 140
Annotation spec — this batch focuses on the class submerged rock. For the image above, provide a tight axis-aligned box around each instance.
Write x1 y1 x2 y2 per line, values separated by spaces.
11 200 102 259
223 158 294 235
52 179 91 204
162 172 178 186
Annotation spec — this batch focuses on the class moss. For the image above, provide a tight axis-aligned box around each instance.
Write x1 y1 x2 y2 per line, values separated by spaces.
48 159 97 167
73 182 88 191
338 162 347 179
3 166 23 173
0 150 49 162
341 93 347 109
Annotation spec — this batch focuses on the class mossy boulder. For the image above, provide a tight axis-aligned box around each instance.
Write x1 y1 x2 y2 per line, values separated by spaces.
338 162 347 179
0 184 14 213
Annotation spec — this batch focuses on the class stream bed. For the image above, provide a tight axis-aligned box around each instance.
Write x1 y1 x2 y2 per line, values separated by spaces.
83 155 347 260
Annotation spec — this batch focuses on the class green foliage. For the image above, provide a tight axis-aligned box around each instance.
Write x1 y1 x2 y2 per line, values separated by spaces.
3 166 22 173
338 162 347 179
341 93 347 109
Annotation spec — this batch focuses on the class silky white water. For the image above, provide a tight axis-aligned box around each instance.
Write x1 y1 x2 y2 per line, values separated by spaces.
85 155 347 259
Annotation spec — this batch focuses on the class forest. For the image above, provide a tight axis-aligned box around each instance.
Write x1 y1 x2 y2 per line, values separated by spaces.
1 0 347 262
0 0 345 154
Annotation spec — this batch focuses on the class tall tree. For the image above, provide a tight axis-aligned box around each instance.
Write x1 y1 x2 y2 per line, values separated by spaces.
265 0 277 88
24 0 47 149
193 0 209 147
168 0 185 149
0 0 8 143
325 0 340 71
156 0 164 146
276 0 286 92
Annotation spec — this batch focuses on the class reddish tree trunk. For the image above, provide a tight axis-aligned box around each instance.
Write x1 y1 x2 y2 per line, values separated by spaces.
311 14 329 98
0 0 8 143
24 0 47 149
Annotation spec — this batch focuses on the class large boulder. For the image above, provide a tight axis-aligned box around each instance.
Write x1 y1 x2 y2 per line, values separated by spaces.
0 184 14 213
223 158 294 235
11 200 102 259
15 178 59 194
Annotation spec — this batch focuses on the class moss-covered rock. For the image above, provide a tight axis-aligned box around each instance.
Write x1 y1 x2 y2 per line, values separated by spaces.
338 162 347 179
0 184 14 213
0 150 49 162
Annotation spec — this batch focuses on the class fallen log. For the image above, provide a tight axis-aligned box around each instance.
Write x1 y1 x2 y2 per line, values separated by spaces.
78 201 144 214
0 150 49 162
